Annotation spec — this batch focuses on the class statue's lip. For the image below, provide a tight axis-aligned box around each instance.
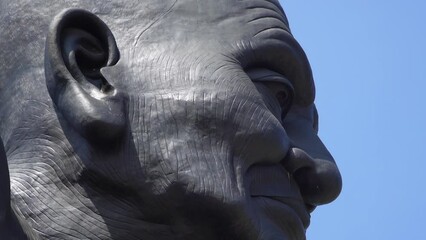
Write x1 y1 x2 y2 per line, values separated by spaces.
254 196 311 229
247 164 310 228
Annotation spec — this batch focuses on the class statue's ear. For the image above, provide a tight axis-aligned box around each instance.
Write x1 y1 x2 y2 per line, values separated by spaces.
45 9 125 143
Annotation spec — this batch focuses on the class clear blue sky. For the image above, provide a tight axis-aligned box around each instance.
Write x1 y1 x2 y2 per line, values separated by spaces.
279 1 426 239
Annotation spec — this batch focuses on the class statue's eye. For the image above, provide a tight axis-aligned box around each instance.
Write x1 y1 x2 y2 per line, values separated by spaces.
247 68 295 121
262 81 294 119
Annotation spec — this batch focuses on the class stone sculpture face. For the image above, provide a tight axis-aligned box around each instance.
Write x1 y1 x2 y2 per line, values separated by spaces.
0 0 342 239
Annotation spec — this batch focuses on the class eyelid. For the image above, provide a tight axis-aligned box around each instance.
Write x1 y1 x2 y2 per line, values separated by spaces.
248 68 295 121
246 68 294 92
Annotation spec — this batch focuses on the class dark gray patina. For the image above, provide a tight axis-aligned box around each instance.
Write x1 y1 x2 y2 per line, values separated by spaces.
0 1 342 239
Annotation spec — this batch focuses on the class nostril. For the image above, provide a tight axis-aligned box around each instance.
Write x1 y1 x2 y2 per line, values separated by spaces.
294 160 342 206
282 148 342 206
293 166 322 205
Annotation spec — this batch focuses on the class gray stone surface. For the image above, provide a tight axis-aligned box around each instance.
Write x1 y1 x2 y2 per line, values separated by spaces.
0 1 342 239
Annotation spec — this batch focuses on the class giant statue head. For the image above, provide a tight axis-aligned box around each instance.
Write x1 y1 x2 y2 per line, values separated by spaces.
0 0 342 239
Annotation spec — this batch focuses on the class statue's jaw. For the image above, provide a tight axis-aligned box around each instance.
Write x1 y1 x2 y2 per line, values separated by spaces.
10 170 308 240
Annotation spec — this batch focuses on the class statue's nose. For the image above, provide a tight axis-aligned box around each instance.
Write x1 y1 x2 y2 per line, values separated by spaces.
283 147 342 206
282 113 342 206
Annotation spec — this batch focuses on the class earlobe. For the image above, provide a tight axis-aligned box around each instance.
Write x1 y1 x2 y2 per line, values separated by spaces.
45 8 125 143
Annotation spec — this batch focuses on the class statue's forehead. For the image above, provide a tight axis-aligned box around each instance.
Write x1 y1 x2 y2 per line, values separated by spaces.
137 0 287 19
127 0 290 43
168 0 287 23
0 0 290 48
